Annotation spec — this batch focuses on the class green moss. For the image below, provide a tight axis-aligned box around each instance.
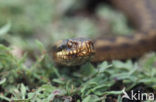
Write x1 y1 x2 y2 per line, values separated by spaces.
0 0 155 101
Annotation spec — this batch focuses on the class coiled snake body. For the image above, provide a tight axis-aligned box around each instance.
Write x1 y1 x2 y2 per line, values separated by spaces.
52 0 156 66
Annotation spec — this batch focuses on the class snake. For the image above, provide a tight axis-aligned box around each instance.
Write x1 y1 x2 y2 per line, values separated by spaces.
52 0 156 66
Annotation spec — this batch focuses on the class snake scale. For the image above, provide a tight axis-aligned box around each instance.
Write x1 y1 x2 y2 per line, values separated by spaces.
52 0 156 66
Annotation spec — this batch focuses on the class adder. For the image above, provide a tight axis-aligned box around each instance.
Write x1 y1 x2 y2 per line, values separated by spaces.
52 0 156 66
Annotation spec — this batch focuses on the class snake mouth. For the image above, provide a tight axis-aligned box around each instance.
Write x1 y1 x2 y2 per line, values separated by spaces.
52 38 95 66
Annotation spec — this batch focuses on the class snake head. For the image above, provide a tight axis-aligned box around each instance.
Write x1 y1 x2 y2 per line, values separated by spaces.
52 38 95 66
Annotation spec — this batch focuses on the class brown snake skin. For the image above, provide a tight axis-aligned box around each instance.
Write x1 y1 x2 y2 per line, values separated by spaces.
52 0 156 66
92 0 156 62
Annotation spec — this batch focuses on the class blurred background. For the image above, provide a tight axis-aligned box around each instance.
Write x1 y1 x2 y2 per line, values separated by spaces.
0 0 156 102
0 0 132 50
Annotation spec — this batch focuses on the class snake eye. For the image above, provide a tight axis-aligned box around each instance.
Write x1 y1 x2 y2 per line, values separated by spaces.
67 40 73 48
87 41 94 51
87 41 93 46
89 41 94 47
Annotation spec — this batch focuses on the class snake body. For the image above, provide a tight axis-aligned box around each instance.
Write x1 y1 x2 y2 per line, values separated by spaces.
52 0 156 66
